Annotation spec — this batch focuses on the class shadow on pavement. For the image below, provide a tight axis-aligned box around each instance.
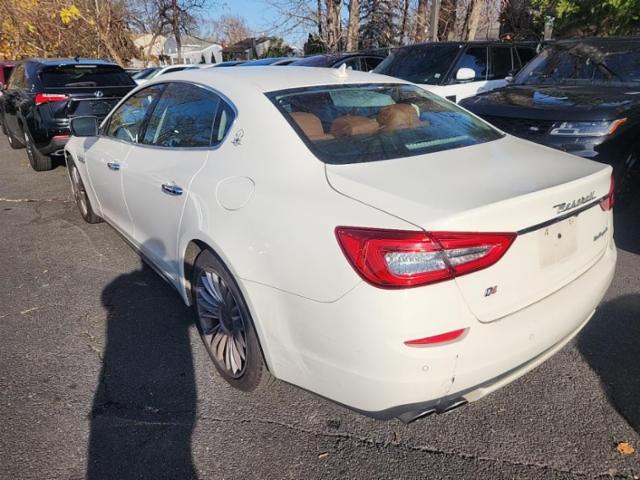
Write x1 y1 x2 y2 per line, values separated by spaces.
578 294 640 433
87 242 198 479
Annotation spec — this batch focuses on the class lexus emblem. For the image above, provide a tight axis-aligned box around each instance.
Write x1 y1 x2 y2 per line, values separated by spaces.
94 90 104 98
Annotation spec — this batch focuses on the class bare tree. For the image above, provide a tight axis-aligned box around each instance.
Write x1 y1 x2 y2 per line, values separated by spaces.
461 0 485 40
345 0 360 51
205 15 253 46
414 0 428 42
438 0 457 40
325 0 342 52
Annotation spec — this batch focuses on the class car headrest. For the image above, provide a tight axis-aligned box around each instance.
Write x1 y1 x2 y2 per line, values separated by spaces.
290 112 334 141
330 115 379 137
377 103 425 132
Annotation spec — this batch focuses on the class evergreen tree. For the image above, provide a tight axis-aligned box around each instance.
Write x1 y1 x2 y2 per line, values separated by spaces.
359 0 399 49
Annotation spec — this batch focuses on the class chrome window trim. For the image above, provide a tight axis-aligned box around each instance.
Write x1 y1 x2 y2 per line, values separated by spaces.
98 79 238 152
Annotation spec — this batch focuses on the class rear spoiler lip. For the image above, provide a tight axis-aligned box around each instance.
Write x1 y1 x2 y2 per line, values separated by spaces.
517 196 606 236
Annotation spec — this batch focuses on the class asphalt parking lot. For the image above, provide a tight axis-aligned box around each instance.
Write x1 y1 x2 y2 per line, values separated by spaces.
0 135 639 480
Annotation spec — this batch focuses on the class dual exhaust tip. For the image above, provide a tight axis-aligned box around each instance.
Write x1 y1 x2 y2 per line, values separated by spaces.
397 398 468 424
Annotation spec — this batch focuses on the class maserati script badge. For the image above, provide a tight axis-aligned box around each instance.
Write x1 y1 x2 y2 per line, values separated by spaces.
553 191 596 215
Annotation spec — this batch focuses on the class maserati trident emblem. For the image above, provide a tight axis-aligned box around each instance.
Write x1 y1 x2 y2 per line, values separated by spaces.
93 90 104 98
553 191 596 215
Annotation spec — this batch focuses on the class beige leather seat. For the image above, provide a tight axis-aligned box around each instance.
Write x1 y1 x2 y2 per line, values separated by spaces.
377 104 426 132
290 112 334 141
330 115 379 137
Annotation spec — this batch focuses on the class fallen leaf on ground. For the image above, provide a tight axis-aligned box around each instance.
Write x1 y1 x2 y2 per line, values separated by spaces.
318 452 329 459
616 442 635 456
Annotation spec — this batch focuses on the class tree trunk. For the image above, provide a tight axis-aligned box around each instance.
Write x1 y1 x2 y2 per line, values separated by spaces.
438 0 457 40
462 0 484 41
345 0 360 51
325 0 341 52
414 0 428 43
399 0 410 45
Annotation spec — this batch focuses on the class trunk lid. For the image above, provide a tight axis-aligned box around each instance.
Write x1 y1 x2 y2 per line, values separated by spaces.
326 136 612 322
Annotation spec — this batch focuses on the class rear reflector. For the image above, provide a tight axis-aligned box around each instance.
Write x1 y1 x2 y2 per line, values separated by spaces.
404 328 467 346
335 227 516 289
600 174 615 211
35 93 68 105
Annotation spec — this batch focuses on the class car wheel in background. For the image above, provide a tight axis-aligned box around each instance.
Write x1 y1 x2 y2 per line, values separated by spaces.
68 160 102 224
615 150 639 209
24 129 52 171
192 249 275 392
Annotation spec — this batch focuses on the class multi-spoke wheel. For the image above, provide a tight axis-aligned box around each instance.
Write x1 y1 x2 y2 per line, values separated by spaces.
68 160 102 224
192 250 274 391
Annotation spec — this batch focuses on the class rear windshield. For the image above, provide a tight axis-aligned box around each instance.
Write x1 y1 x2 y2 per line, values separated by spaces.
268 83 502 165
373 44 461 85
39 65 135 88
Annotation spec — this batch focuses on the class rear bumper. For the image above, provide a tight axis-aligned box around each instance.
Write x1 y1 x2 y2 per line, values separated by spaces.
244 237 616 417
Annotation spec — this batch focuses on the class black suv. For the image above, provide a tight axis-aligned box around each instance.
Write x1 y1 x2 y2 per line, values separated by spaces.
460 38 640 204
0 59 135 171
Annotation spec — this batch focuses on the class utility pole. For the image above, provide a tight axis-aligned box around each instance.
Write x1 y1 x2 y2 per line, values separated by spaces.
429 0 441 41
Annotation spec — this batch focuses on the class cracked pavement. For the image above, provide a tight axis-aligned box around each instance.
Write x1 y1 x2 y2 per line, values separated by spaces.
0 136 639 479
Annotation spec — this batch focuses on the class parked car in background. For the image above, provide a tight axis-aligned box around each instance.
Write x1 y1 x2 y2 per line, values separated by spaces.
64 67 615 422
374 41 538 103
238 57 290 66
460 37 640 205
0 58 136 171
271 57 303 66
131 67 158 81
209 60 247 67
289 52 386 71
134 64 199 85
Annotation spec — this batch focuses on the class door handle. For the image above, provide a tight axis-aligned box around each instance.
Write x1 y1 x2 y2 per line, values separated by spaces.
107 162 120 171
161 183 183 196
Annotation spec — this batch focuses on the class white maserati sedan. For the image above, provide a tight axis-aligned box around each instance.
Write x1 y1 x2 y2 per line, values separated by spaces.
64 67 616 422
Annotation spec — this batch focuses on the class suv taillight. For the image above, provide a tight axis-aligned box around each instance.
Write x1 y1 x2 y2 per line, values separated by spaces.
335 227 516 289
600 174 615 211
34 93 68 105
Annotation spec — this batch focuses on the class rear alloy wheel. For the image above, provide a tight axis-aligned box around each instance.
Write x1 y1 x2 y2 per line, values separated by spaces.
192 250 274 392
24 129 52 171
69 161 102 224
615 151 639 209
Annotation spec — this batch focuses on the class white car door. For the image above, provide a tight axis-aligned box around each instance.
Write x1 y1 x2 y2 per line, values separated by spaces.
122 82 235 281
85 84 165 234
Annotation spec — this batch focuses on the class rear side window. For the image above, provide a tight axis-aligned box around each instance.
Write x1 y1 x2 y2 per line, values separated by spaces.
362 57 383 71
516 47 537 66
39 65 135 88
142 83 223 148
489 46 513 79
268 83 502 164
453 47 488 82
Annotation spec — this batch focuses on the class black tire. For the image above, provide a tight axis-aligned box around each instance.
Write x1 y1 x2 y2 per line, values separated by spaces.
6 129 24 149
615 150 639 210
68 160 102 224
192 249 275 392
23 128 52 171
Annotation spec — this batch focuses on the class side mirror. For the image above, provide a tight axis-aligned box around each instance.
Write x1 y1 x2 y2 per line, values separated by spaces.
455 67 476 82
70 116 99 137
505 68 518 83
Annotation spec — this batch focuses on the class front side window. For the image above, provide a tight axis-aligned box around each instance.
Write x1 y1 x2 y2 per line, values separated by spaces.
106 84 164 142
453 47 488 82
373 44 460 85
142 83 221 147
268 83 502 165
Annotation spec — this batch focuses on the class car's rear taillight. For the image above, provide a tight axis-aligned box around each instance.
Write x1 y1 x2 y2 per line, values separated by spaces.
599 174 615 211
34 93 68 105
335 227 516 289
